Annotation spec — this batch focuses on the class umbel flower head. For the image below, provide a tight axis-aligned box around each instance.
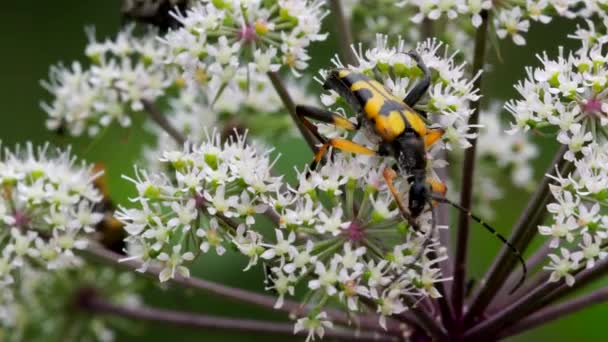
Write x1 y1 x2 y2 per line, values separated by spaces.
541 141 608 285
505 31 608 160
42 25 176 136
117 130 280 281
162 0 329 79
121 128 450 334
0 143 103 278
0 143 138 340
394 0 607 46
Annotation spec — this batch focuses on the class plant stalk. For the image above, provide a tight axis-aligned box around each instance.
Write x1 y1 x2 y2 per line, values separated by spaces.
142 99 187 146
465 144 569 325
451 9 489 337
328 0 357 66
498 287 608 339
267 71 318 153
79 290 397 342
465 256 608 339
82 244 393 334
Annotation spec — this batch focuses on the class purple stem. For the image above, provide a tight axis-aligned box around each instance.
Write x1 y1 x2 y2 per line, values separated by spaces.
465 144 569 326
83 244 396 334
328 0 357 66
79 290 397 342
465 256 608 339
142 99 187 146
498 287 608 339
452 9 489 338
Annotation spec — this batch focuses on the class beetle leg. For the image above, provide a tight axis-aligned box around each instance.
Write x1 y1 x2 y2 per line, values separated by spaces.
424 127 445 149
383 167 421 232
403 51 431 108
296 105 365 170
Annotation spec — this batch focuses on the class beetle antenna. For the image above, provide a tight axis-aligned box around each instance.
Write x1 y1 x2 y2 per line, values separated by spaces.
430 195 526 294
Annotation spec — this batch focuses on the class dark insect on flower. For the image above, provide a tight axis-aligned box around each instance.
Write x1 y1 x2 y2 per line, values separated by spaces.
121 0 189 32
93 163 127 254
296 51 527 292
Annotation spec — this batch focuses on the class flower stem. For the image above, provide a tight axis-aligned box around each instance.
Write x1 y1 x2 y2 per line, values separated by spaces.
465 256 608 339
82 243 390 334
267 71 318 153
465 144 570 325
493 239 552 304
498 287 608 339
401 295 447 340
78 289 396 342
451 9 489 335
328 0 357 66
142 99 187 146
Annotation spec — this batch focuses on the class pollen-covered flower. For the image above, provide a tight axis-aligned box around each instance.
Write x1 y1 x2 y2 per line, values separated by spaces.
162 0 328 80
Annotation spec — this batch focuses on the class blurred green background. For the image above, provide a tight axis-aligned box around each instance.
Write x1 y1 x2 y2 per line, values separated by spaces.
1 1 606 341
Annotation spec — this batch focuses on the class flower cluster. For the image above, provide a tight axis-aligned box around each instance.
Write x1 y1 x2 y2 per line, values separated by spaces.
263 152 448 330
505 36 608 159
0 144 103 280
321 35 480 152
120 126 449 335
1 265 140 341
0 143 129 337
541 142 608 285
395 0 608 45
42 25 176 136
162 0 329 80
117 131 280 282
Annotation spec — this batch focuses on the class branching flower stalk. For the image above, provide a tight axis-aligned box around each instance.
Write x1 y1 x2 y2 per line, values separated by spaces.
8 1 608 341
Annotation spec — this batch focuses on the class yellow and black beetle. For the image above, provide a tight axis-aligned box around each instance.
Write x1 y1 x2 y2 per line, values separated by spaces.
296 51 445 219
295 51 527 292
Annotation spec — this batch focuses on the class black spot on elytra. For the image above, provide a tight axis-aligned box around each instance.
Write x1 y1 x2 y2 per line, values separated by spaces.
354 88 374 104
378 100 406 115
341 72 369 86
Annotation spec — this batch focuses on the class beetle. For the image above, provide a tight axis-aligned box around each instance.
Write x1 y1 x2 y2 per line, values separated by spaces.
295 51 527 293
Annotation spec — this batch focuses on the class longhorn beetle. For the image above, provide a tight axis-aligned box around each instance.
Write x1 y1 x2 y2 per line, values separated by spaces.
295 51 527 293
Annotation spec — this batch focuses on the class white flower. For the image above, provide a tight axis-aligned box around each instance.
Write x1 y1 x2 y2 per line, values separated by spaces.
293 312 333 342
157 245 195 282
495 7 530 46
544 248 582 286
